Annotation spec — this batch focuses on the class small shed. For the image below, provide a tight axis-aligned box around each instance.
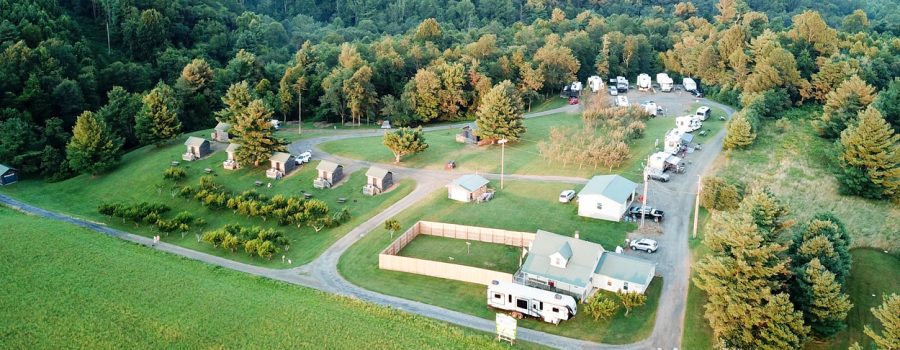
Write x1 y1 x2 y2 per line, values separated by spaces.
592 252 656 294
447 174 490 202
576 175 637 221
456 125 480 144
266 152 296 179
363 167 393 196
212 122 231 142
0 164 18 185
183 136 211 161
314 160 344 188
223 143 241 170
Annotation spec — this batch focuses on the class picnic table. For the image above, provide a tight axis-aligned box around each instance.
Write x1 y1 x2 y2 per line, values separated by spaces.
337 197 347 204
204 168 213 174
303 193 313 199
698 129 709 136
171 161 180 166
254 181 263 187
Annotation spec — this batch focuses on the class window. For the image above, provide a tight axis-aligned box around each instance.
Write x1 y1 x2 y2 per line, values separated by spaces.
552 307 560 313
607 280 612 286
493 293 503 300
596 203 603 210
623 282 629 290
508 294 512 303
516 299 528 309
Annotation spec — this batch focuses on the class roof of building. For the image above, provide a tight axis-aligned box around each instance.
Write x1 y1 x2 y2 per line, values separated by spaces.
317 160 342 172
184 136 208 147
270 152 293 163
0 164 13 174
594 252 656 286
215 122 231 131
366 166 391 179
226 143 241 153
577 175 637 203
681 133 694 143
450 174 489 192
521 230 605 287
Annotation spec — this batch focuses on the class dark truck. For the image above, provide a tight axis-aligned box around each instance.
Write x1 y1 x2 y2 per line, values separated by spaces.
629 206 664 221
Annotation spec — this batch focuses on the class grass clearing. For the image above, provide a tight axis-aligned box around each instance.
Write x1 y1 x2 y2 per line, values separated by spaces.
339 180 660 343
399 235 522 273
712 115 898 251
0 131 413 267
0 206 525 349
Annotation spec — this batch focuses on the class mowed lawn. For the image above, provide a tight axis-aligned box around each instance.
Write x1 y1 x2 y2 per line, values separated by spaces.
0 131 413 267
339 180 662 343
399 235 522 273
0 206 522 350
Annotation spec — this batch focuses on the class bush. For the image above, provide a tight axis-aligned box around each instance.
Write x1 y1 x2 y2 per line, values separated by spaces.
163 167 186 181
584 294 618 321
700 177 742 211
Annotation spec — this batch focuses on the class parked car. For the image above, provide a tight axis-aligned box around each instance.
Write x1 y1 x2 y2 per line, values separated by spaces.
629 206 665 221
295 151 312 164
568 97 579 105
630 238 658 253
646 172 670 182
608 86 618 96
559 190 576 203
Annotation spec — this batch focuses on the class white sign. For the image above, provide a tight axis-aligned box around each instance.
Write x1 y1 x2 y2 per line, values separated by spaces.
496 313 517 342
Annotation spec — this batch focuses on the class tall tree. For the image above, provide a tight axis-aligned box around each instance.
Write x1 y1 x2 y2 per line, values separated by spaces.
863 293 900 350
278 41 315 123
136 83 181 147
789 213 852 284
343 65 377 126
723 112 756 150
794 258 852 337
97 86 142 148
476 80 525 143
534 36 580 91
403 69 441 123
216 81 254 125
873 78 900 132
817 76 877 139
176 58 215 131
66 111 123 176
233 100 285 167
837 107 899 201
382 127 429 163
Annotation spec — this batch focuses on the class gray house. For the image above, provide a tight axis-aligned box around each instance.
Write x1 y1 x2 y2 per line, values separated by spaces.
576 175 637 222
314 160 344 188
363 167 393 195
183 136 211 161
447 174 490 202
266 152 296 179
223 143 241 170
0 164 17 185
212 122 232 142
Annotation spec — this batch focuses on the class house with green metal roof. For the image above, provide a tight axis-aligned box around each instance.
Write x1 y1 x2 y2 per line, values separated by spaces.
576 175 638 222
517 230 656 300
447 174 489 203
0 164 17 185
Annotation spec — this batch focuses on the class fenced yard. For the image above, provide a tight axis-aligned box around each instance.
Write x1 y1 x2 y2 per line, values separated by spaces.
379 221 536 286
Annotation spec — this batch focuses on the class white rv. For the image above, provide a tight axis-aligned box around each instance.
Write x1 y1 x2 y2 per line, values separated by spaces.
616 95 630 107
616 76 629 92
570 81 583 94
486 280 577 324
683 77 697 92
665 128 693 154
695 106 711 121
641 101 659 116
636 74 652 91
676 115 702 133
587 76 604 93
270 119 282 129
656 73 673 92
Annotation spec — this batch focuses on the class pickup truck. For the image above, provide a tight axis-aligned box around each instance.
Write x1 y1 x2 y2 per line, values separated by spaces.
629 206 664 221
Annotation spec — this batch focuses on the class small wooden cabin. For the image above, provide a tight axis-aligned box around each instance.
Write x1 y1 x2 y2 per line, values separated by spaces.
363 167 393 195
223 143 241 170
314 160 344 189
183 136 211 161
212 122 231 142
266 152 296 179
0 164 17 185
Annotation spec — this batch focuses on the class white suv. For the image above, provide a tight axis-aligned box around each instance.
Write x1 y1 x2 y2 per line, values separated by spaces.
559 190 576 203
630 238 658 253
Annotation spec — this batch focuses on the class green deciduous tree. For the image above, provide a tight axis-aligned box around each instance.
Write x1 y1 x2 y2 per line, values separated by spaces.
534 36 580 90
863 293 900 350
343 64 377 126
233 100 285 167
838 108 900 201
475 80 525 143
384 218 401 239
136 83 181 147
97 86 142 148
66 111 123 176
585 294 618 321
382 127 428 163
616 291 646 317
404 69 441 123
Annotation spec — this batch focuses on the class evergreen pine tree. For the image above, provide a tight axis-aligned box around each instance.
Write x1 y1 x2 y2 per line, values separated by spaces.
789 215 852 284
475 80 525 143
66 111 123 176
723 112 756 150
135 83 182 147
838 107 900 201
873 78 900 132
233 100 285 167
738 188 791 243
817 75 877 139
216 81 254 125
864 293 900 350
794 258 852 338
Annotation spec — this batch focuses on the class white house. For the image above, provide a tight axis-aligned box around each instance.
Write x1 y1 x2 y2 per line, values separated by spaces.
576 175 638 222
517 230 656 301
447 174 490 202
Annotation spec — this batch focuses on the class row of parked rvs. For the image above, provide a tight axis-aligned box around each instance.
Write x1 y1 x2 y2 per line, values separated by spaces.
576 73 699 95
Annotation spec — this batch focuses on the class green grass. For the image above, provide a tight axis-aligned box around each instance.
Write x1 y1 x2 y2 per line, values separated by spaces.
0 206 525 349
339 180 659 343
713 115 898 251
528 96 568 113
0 131 413 267
399 235 522 273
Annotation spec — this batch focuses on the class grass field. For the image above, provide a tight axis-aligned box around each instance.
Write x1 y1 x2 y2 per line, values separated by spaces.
712 112 898 251
339 180 660 343
0 131 413 267
399 235 522 273
0 206 525 349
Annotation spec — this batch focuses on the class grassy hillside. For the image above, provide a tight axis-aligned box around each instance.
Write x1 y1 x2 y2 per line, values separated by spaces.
0 206 523 349
0 131 413 267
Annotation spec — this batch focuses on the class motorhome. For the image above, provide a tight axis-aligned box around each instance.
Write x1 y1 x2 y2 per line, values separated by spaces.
676 115 702 133
683 77 697 92
616 76 629 92
695 106 711 121
587 76 604 93
656 73 673 92
665 128 693 154
636 74 652 91
616 95 630 107
486 280 577 324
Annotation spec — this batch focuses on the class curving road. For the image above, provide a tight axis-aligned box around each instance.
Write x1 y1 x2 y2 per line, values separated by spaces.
1 98 734 349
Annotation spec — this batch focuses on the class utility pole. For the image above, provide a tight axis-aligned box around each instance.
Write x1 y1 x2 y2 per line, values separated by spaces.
693 175 702 239
499 138 508 190
298 91 302 135
641 154 650 228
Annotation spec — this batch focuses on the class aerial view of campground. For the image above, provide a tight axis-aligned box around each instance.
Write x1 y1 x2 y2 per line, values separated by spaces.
1 1 899 349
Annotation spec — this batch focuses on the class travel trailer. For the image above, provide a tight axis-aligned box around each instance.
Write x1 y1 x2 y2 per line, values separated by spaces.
616 95 630 107
486 280 577 324
695 106 711 121
641 101 659 116
676 115 702 133
587 76 604 93
636 74 651 91
656 73 674 92
683 77 697 92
